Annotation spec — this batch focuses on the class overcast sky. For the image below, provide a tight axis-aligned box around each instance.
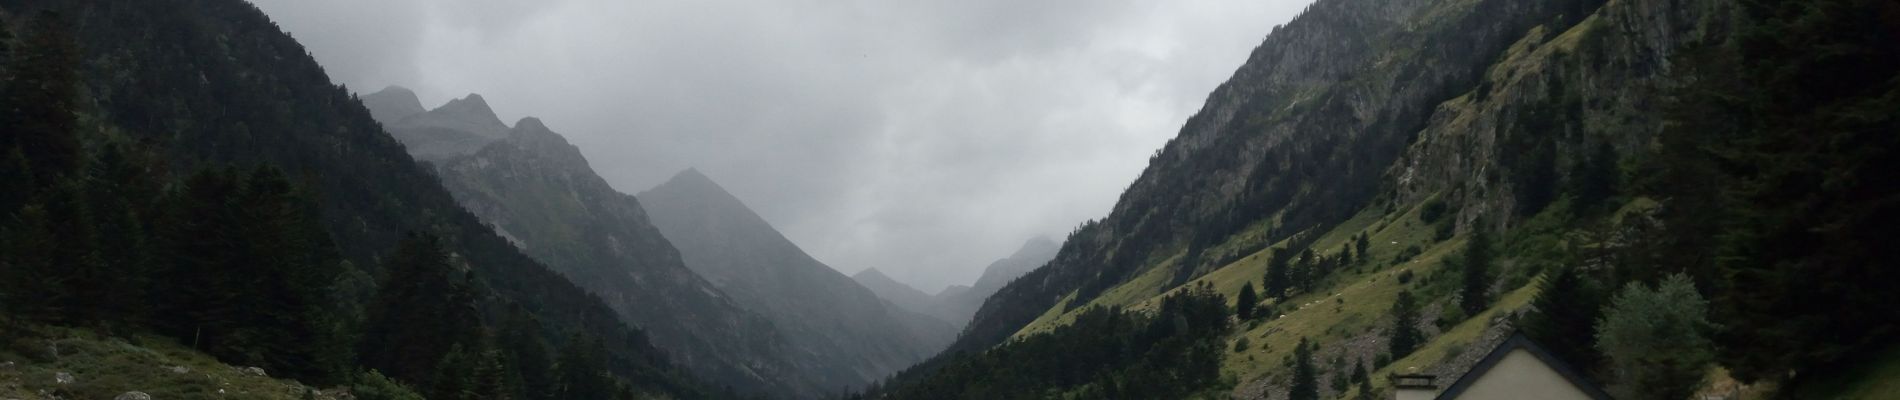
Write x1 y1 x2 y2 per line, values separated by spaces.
249 0 1312 292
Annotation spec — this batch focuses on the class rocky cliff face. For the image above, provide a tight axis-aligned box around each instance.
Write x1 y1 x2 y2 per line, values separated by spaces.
370 99 819 397
640 169 956 391
1389 0 1729 230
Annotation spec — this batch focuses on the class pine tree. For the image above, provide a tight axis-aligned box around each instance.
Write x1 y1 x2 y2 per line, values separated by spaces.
83 145 159 329
1264 248 1291 299
1355 234 1370 263
1235 282 1259 320
1523 265 1606 378
157 167 246 350
553 333 615 400
1388 290 1421 358
236 166 348 383
1459 226 1493 315
1350 360 1368 383
1289 338 1318 400
472 348 517 400
497 305 556 400
430 344 480 400
359 233 485 386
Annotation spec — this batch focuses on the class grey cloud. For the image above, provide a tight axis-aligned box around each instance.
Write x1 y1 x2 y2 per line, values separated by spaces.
247 0 1311 292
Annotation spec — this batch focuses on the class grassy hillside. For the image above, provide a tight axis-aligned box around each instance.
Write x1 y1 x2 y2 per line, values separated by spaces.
0 326 352 400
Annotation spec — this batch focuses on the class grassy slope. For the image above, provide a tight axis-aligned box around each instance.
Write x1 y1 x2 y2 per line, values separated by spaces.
0 326 338 400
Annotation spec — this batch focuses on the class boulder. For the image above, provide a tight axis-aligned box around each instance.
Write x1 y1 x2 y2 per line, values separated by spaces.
114 392 152 400
244 366 268 377
54 371 74 385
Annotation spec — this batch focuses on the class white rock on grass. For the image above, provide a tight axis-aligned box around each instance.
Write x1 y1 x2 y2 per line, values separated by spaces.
115 391 153 400
54 371 74 384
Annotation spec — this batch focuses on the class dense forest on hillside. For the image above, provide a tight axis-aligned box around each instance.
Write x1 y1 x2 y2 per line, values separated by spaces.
0 1 727 398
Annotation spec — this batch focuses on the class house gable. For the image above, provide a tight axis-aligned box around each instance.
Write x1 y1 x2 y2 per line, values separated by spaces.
1435 333 1612 400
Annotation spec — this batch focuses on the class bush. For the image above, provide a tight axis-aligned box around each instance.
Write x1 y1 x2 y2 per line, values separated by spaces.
1234 338 1253 353
1419 199 1449 223
352 370 425 400
1396 270 1415 284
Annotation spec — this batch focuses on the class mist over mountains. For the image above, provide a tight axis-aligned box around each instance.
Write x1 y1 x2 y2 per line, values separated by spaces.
1 0 1892 399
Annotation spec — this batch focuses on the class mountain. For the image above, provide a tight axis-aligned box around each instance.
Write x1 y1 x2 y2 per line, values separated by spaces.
3 0 715 397
368 96 818 397
870 0 1893 396
639 169 956 390
948 0 1621 357
359 85 426 124
370 89 513 161
866 237 1062 328
939 237 1060 324
851 268 940 324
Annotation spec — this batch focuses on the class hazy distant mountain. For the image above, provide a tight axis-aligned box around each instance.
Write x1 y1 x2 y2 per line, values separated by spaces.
852 238 1059 328
365 87 511 161
935 237 1059 325
360 85 426 124
852 268 942 323
640 169 955 390
368 96 820 396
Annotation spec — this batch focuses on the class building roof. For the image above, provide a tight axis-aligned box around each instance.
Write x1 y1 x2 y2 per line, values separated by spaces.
1434 332 1613 400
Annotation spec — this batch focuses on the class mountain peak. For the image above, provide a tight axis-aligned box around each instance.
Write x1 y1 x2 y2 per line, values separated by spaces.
361 85 426 123
853 267 894 282
658 167 726 195
437 93 502 124
514 116 548 132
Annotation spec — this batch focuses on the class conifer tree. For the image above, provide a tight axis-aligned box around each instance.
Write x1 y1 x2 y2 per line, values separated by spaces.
1459 226 1493 315
1264 249 1291 299
83 145 158 329
554 333 615 400
360 233 485 386
430 344 481 400
1289 338 1318 400
1388 290 1421 358
158 167 246 349
498 305 556 400
1355 234 1370 263
1235 282 1259 320
1523 265 1606 378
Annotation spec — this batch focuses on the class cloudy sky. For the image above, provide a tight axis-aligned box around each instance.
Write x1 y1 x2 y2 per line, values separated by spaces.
249 0 1312 292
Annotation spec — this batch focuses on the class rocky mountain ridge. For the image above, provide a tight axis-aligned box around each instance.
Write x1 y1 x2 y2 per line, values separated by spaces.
366 89 820 397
